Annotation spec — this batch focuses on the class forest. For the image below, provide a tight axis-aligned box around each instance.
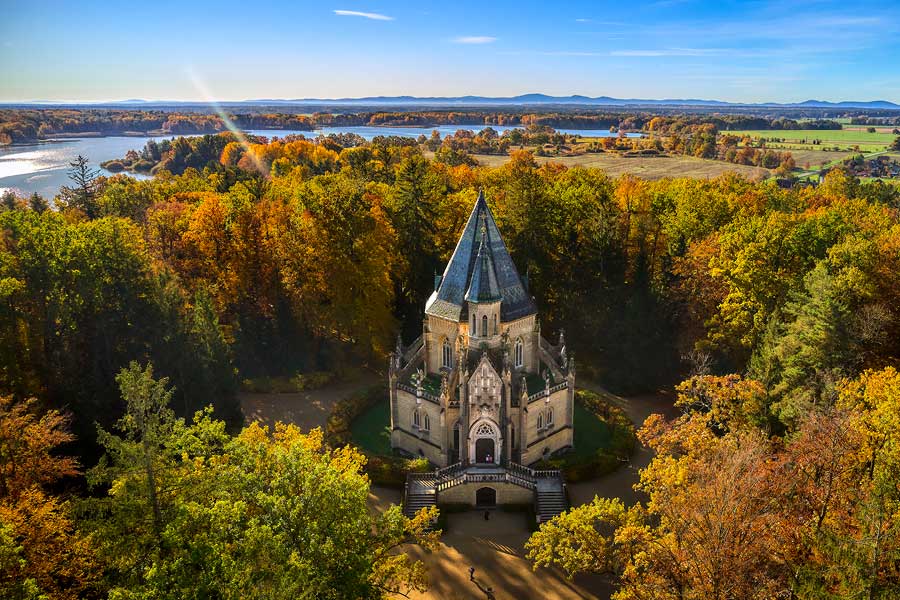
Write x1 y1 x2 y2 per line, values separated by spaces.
2 129 900 598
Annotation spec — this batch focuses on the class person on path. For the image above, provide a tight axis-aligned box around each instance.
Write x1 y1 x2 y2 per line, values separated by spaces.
469 566 475 581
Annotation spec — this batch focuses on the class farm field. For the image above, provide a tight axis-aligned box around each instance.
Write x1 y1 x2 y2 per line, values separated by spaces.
726 129 896 151
474 152 771 180
788 149 853 169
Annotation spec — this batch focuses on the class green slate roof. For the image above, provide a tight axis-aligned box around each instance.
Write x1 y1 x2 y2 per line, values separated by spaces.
426 191 536 322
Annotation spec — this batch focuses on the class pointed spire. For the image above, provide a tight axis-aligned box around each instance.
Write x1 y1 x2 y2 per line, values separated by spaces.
465 221 502 303
425 191 536 321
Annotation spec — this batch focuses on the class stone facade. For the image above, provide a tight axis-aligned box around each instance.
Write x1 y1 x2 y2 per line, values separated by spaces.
438 481 534 506
389 192 575 468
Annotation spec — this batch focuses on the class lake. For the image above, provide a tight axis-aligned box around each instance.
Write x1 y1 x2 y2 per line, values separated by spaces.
0 125 641 198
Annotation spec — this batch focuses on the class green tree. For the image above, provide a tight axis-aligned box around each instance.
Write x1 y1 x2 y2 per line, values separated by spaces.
60 155 102 218
86 362 438 599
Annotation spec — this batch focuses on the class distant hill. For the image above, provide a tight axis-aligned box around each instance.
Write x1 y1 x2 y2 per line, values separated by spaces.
3 95 898 110
238 94 900 110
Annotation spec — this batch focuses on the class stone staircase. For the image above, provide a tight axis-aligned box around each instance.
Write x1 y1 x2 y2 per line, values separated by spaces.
535 476 567 523
402 462 568 523
402 473 437 518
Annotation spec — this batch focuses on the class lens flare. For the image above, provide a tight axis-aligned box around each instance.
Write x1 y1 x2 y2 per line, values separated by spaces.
185 67 267 176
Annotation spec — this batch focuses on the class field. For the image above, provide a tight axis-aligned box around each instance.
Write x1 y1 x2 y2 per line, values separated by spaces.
787 149 853 169
726 129 896 151
475 152 771 180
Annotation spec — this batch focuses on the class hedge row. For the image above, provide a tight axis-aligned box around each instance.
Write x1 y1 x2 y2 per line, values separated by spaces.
241 370 336 394
326 383 430 487
535 389 637 483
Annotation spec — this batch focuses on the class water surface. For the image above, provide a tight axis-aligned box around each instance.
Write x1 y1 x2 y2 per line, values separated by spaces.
0 125 640 198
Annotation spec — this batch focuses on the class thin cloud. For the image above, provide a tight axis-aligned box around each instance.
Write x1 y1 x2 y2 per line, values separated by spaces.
333 9 394 21
612 48 734 57
454 36 497 44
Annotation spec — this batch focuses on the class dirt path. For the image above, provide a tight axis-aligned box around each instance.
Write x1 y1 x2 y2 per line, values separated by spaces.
239 370 379 432
568 382 677 507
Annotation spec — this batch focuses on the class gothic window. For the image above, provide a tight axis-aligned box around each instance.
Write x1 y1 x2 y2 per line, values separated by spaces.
492 314 497 334
423 413 430 432
511 423 516 449
481 315 488 337
453 422 460 449
537 413 543 431
442 339 452 368
547 407 554 427
475 422 495 437
413 410 420 429
515 338 524 367
471 313 476 335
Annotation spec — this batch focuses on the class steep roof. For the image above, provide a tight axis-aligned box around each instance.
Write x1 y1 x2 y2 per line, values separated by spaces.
426 191 536 322
465 227 502 303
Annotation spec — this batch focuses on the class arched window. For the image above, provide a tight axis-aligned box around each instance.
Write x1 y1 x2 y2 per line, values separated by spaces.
471 313 476 334
423 413 430 432
481 315 488 337
547 407 554 427
515 338 524 367
511 423 516 449
413 410 420 429
492 314 497 335
442 339 452 368
453 422 460 450
537 413 543 431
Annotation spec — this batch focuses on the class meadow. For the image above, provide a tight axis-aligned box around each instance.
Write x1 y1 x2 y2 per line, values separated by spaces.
727 128 896 151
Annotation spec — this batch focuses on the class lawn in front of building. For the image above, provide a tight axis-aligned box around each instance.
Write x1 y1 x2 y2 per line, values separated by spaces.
350 397 392 455
571 401 614 459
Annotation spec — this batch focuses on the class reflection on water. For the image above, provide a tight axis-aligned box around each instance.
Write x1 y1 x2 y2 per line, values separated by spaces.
0 137 160 199
0 125 640 198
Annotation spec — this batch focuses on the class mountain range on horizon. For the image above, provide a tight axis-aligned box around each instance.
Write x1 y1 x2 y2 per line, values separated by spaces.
7 94 900 110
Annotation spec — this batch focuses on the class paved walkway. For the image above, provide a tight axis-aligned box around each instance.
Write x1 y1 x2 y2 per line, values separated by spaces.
407 511 611 600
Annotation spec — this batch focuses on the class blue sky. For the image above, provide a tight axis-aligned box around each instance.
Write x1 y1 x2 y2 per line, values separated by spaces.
1 0 899 103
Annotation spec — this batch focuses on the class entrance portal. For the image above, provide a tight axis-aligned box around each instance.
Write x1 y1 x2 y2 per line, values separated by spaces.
475 487 496 507
475 437 495 463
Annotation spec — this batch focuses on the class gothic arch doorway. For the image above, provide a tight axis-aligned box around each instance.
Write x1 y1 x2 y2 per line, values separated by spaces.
476 487 496 507
469 419 501 465
475 438 494 463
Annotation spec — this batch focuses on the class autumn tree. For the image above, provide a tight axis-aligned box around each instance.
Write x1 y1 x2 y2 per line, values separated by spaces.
0 397 97 598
